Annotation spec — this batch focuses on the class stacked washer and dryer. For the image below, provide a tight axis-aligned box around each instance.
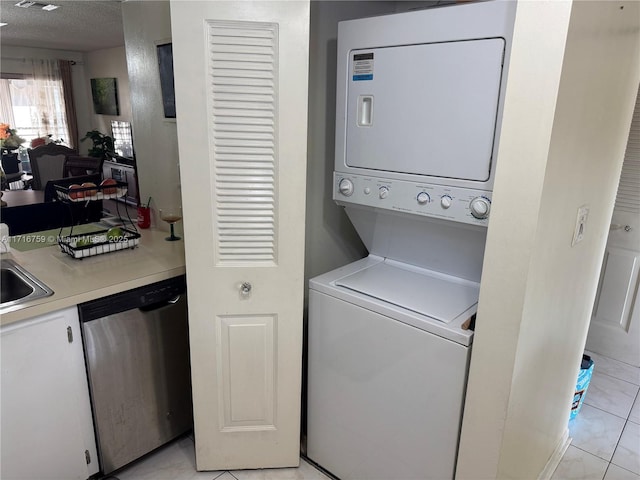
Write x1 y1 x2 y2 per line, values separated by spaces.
306 2 517 479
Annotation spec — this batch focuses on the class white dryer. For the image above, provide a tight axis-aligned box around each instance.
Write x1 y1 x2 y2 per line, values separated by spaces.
306 2 517 479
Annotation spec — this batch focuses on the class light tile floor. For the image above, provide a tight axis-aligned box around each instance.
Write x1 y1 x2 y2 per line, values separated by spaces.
108 350 638 480
108 435 331 480
552 351 640 480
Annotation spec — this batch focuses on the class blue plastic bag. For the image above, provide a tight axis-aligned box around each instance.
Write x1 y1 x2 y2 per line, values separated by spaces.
570 355 594 421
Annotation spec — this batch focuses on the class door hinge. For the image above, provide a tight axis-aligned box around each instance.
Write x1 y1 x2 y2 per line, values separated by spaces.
85 449 91 464
67 326 73 343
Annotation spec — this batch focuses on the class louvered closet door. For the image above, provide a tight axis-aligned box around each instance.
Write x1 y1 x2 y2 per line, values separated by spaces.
586 85 640 366
170 1 309 470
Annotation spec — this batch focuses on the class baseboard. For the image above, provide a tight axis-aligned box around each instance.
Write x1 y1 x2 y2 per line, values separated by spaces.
538 429 571 480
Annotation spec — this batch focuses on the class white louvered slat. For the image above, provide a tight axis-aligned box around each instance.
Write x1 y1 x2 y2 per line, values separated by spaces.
615 86 640 214
208 20 279 264
213 109 274 119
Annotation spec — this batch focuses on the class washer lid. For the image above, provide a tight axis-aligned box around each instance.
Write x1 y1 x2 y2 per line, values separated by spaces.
335 261 479 323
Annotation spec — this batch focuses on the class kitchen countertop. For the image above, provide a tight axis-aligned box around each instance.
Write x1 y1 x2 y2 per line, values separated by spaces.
1 228 186 326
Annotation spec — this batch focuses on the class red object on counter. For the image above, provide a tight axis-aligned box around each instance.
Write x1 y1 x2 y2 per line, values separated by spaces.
137 206 151 229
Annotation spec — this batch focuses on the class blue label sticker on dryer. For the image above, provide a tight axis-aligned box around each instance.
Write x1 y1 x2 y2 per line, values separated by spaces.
353 52 374 81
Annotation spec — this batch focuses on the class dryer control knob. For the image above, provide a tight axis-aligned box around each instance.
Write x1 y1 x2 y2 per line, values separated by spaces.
339 179 354 197
417 192 430 205
470 197 491 219
440 195 452 209
379 186 389 199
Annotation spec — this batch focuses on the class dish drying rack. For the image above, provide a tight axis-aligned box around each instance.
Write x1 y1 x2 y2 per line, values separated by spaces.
54 181 141 259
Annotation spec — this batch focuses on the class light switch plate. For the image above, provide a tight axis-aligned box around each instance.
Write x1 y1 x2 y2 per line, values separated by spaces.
572 205 589 246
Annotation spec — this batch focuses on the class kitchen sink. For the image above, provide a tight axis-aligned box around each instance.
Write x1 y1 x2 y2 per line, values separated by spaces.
1 259 53 313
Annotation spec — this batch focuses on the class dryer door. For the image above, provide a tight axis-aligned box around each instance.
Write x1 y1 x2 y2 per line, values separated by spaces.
345 38 505 181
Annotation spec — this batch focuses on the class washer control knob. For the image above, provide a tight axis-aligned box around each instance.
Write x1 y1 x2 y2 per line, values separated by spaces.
470 196 491 219
379 186 389 199
440 195 452 209
416 192 430 205
339 178 354 197
364 187 371 195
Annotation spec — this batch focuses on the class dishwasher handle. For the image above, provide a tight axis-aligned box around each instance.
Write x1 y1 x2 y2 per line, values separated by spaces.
139 295 183 312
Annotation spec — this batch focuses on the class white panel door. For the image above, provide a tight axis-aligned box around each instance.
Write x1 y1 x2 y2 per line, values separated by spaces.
170 1 309 470
586 86 640 366
587 246 640 366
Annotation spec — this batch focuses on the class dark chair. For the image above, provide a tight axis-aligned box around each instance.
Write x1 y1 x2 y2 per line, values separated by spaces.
1 152 22 190
63 155 104 178
28 144 77 190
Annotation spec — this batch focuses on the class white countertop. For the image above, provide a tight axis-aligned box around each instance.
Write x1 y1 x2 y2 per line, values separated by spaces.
1 228 186 326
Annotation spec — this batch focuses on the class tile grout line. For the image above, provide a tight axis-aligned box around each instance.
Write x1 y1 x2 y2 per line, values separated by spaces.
582 399 636 422
556 354 640 479
607 388 640 477
585 351 640 380
593 357 640 387
582 373 639 420
570 442 639 479
572 372 639 479
607 461 640 477
589 365 640 388
570 443 615 464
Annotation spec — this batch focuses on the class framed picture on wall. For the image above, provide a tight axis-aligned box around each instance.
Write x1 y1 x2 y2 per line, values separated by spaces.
157 43 176 118
91 78 120 115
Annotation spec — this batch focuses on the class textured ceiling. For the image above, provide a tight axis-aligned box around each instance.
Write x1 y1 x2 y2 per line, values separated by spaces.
0 0 124 52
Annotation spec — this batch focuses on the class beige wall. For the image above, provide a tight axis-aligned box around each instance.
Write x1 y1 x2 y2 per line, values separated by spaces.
84 46 133 151
122 0 179 228
457 1 640 478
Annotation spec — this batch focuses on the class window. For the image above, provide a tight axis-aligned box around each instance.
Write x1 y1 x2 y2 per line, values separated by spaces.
111 120 134 158
1 74 70 146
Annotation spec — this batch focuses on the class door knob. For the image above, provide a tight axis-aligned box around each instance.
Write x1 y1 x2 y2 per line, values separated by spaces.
611 224 633 232
240 282 252 295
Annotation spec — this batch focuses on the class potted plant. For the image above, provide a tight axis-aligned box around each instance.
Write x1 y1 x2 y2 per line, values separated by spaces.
81 130 115 159
0 123 25 152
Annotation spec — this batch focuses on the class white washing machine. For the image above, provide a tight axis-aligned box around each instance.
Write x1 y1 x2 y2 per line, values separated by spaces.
306 2 517 479
308 256 475 479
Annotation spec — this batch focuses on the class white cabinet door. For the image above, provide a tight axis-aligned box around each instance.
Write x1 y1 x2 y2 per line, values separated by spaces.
1 307 98 479
171 0 309 471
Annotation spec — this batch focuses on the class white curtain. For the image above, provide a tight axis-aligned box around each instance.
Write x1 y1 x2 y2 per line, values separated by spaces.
0 79 16 126
29 59 70 143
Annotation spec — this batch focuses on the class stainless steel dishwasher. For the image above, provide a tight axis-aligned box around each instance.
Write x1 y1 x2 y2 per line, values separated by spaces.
78 275 193 475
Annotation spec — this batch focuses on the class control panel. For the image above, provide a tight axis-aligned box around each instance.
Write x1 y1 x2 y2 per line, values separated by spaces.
334 173 492 227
